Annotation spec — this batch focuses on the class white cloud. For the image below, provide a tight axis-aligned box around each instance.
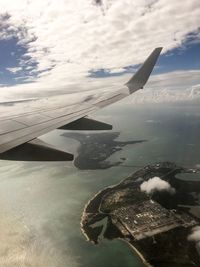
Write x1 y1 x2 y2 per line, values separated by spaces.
0 70 200 105
129 69 200 104
188 226 200 253
131 86 200 104
108 68 125 74
140 176 176 195
0 0 199 98
148 70 200 90
188 226 200 242
6 66 22 73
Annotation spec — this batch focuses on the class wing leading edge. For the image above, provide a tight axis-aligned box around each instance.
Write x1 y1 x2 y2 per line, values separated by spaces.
0 47 162 160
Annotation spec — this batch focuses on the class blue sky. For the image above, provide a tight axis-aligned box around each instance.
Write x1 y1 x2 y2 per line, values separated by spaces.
158 41 200 73
0 37 37 85
90 38 200 78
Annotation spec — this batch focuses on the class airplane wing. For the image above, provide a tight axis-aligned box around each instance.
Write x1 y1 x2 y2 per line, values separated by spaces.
0 47 162 161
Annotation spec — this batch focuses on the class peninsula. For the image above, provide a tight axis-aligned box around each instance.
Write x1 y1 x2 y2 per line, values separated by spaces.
81 162 200 267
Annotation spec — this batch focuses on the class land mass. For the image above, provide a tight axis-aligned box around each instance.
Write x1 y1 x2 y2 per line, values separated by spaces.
81 162 200 267
62 131 145 169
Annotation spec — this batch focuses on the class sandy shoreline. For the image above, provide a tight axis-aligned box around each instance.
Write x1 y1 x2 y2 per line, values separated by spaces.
121 238 153 267
80 167 151 264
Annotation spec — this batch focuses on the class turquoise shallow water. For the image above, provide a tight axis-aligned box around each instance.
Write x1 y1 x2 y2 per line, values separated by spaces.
0 99 199 266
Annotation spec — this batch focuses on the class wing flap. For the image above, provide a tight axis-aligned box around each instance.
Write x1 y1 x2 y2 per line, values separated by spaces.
0 138 74 161
59 117 112 130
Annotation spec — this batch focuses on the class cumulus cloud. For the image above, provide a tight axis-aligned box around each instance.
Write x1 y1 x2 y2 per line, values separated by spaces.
148 70 200 90
6 66 22 73
0 0 199 99
188 226 200 253
129 71 200 104
188 226 200 242
130 86 200 104
140 176 176 195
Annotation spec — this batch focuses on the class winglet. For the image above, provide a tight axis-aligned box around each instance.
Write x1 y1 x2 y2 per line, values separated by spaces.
126 47 162 93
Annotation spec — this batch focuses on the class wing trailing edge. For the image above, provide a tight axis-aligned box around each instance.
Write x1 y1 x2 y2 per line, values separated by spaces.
0 138 74 161
58 117 112 131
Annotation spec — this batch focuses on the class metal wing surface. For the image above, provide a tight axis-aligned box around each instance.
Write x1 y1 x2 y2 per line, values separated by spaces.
0 47 162 159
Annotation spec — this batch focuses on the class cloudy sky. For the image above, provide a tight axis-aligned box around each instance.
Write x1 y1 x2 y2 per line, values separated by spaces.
0 0 199 101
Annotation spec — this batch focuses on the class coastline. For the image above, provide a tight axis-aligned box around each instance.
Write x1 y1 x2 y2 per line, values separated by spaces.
80 167 150 264
80 169 135 239
121 238 153 267
80 162 200 267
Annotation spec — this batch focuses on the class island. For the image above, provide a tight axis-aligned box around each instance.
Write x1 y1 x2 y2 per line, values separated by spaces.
81 162 200 267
